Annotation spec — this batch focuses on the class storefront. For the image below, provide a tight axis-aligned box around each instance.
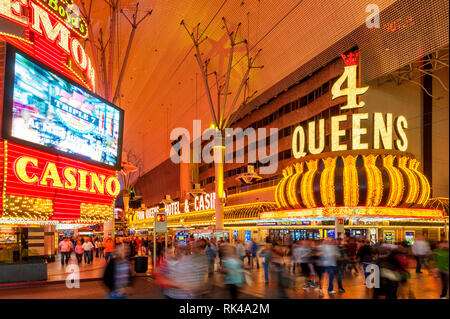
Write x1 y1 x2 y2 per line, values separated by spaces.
0 0 123 283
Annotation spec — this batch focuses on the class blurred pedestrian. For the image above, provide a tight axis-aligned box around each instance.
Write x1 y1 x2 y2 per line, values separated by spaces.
222 245 245 299
294 240 316 289
432 241 449 299
104 237 115 263
345 237 359 275
74 240 83 264
155 242 208 299
319 238 342 295
59 237 72 266
236 240 245 262
412 235 431 274
205 240 217 277
103 243 132 299
336 239 347 293
272 243 289 298
250 239 259 269
259 243 273 284
357 240 374 280
373 247 407 299
95 238 101 258
82 238 94 265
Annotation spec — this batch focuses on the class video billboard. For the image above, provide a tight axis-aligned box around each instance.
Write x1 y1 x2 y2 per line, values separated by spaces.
2 45 124 169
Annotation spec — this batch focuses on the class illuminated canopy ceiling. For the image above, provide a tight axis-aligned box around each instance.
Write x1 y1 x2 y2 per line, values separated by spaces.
79 0 397 174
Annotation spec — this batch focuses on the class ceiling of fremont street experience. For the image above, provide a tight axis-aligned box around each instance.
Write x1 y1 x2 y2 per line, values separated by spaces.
79 0 396 175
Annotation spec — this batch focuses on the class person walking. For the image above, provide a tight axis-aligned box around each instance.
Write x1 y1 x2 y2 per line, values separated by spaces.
272 243 289 298
250 239 259 270
222 245 245 299
412 235 431 274
103 243 132 299
345 237 359 275
259 243 273 284
357 240 374 280
74 240 83 264
205 241 217 277
59 237 73 266
95 238 100 258
82 238 94 265
104 237 114 263
236 240 246 263
319 238 342 295
295 240 317 289
336 239 347 293
432 241 449 299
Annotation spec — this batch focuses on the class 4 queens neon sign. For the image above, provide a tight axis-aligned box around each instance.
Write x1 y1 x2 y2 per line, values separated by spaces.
0 0 95 88
14 156 121 196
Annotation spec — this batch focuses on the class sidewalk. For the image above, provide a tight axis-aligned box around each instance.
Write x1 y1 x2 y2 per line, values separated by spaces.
46 253 108 282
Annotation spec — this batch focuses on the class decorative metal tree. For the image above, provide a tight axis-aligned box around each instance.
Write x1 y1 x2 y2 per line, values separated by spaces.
79 0 152 101
181 18 263 230
118 152 140 213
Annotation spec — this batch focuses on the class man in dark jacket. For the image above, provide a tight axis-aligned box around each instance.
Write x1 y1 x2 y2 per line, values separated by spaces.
103 244 132 299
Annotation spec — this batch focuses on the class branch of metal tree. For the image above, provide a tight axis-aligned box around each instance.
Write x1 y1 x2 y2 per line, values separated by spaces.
222 49 263 129
97 28 109 100
80 0 103 96
219 18 239 127
182 19 220 126
214 72 222 121
113 5 152 104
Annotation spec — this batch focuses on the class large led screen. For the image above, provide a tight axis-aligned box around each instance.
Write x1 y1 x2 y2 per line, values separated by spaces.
4 50 123 168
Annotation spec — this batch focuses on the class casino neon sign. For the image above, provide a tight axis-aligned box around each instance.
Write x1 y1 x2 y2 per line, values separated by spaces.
14 155 121 196
0 0 95 88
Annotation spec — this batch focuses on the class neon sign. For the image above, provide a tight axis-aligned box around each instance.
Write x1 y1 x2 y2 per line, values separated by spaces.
14 155 120 196
292 50 409 159
0 0 95 88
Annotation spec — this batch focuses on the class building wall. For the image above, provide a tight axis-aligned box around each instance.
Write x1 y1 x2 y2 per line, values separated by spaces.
134 157 180 206
431 67 449 197
364 76 423 165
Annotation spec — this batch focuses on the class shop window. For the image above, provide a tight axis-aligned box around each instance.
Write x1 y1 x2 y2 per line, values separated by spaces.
299 96 306 107
307 91 315 104
322 81 330 94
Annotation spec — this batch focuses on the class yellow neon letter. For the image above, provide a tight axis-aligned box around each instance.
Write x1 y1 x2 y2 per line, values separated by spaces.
15 156 38 184
39 162 63 188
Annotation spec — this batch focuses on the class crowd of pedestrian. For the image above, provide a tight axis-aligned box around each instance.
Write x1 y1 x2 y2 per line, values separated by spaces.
59 233 449 299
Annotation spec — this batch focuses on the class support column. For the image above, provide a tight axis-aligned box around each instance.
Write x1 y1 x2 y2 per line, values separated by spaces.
214 144 225 231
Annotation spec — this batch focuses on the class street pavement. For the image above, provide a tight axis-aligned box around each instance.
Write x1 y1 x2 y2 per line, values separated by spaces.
0 253 446 299
0 277 257 299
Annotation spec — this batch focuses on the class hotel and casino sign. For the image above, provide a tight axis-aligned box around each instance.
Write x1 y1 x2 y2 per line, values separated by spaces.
0 0 95 89
0 141 120 223
292 50 408 159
